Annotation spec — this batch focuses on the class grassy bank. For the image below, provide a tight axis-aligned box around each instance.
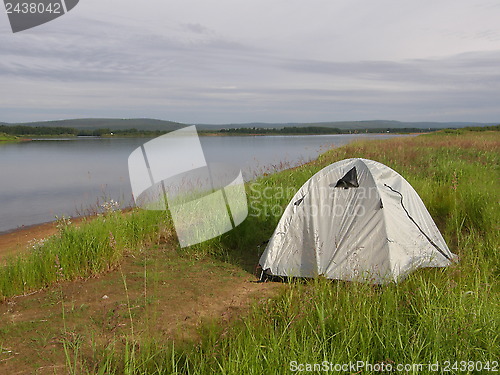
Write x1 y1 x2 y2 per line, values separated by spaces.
0 210 172 299
102 131 499 374
0 133 20 142
0 130 498 373
166 130 498 374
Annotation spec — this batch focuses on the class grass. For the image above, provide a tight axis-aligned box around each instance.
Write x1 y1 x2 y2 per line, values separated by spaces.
0 130 499 373
88 131 497 374
0 132 20 142
0 209 172 300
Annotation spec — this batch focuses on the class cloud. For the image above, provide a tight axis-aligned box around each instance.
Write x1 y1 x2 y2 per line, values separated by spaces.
281 50 500 90
0 0 499 123
182 23 212 35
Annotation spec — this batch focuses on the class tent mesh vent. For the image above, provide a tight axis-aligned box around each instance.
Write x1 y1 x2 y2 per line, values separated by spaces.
334 167 359 189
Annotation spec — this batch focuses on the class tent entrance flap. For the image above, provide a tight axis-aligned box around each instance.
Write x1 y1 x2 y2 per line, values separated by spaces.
334 166 359 188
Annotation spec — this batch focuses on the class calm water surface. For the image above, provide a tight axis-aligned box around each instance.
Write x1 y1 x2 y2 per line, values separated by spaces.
0 134 404 232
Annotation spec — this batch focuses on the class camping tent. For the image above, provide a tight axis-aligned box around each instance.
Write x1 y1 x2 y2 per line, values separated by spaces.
259 158 456 284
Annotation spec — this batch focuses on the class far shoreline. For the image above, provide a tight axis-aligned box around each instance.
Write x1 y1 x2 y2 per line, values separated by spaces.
6 131 415 140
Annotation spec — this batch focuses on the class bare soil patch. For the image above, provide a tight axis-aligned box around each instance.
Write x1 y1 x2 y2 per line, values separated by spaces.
0 239 281 374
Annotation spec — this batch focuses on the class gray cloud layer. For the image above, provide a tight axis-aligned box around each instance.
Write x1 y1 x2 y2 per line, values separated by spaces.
1 0 499 123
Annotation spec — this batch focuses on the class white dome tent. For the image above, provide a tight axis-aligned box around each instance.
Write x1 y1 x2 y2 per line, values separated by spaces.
259 158 457 284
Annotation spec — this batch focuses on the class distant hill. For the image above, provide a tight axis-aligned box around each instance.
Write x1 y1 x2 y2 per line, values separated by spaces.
1 118 497 131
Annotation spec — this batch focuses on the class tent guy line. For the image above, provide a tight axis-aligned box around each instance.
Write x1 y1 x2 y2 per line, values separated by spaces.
383 183 452 262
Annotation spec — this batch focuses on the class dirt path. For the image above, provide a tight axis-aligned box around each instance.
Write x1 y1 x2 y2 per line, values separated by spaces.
0 230 282 374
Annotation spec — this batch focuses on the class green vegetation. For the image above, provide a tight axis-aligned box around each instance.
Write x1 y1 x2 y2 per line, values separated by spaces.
2 118 184 132
0 210 171 299
215 126 433 135
0 124 432 138
0 132 20 142
0 124 167 137
440 124 500 133
1 123 498 138
200 120 499 132
0 130 499 373
5 118 497 133
98 128 173 137
217 126 343 135
98 131 500 374
0 125 76 137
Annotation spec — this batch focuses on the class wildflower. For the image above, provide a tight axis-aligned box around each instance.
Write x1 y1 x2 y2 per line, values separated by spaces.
101 199 120 213
29 238 47 251
55 215 72 230
451 171 458 191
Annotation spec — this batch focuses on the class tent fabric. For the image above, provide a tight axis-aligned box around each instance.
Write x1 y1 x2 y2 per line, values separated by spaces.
259 158 456 284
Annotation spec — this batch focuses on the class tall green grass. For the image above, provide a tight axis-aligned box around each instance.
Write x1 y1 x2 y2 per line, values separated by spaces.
0 132 20 142
0 209 171 299
87 131 499 374
2 131 498 373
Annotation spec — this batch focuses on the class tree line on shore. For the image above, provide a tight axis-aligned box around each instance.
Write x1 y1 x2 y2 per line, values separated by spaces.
217 126 433 134
1 124 498 137
0 125 166 137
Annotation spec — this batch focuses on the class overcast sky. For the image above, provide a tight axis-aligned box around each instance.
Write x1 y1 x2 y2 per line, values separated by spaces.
1 0 499 124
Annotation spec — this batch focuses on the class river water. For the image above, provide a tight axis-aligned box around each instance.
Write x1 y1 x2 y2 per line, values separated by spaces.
0 133 404 232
